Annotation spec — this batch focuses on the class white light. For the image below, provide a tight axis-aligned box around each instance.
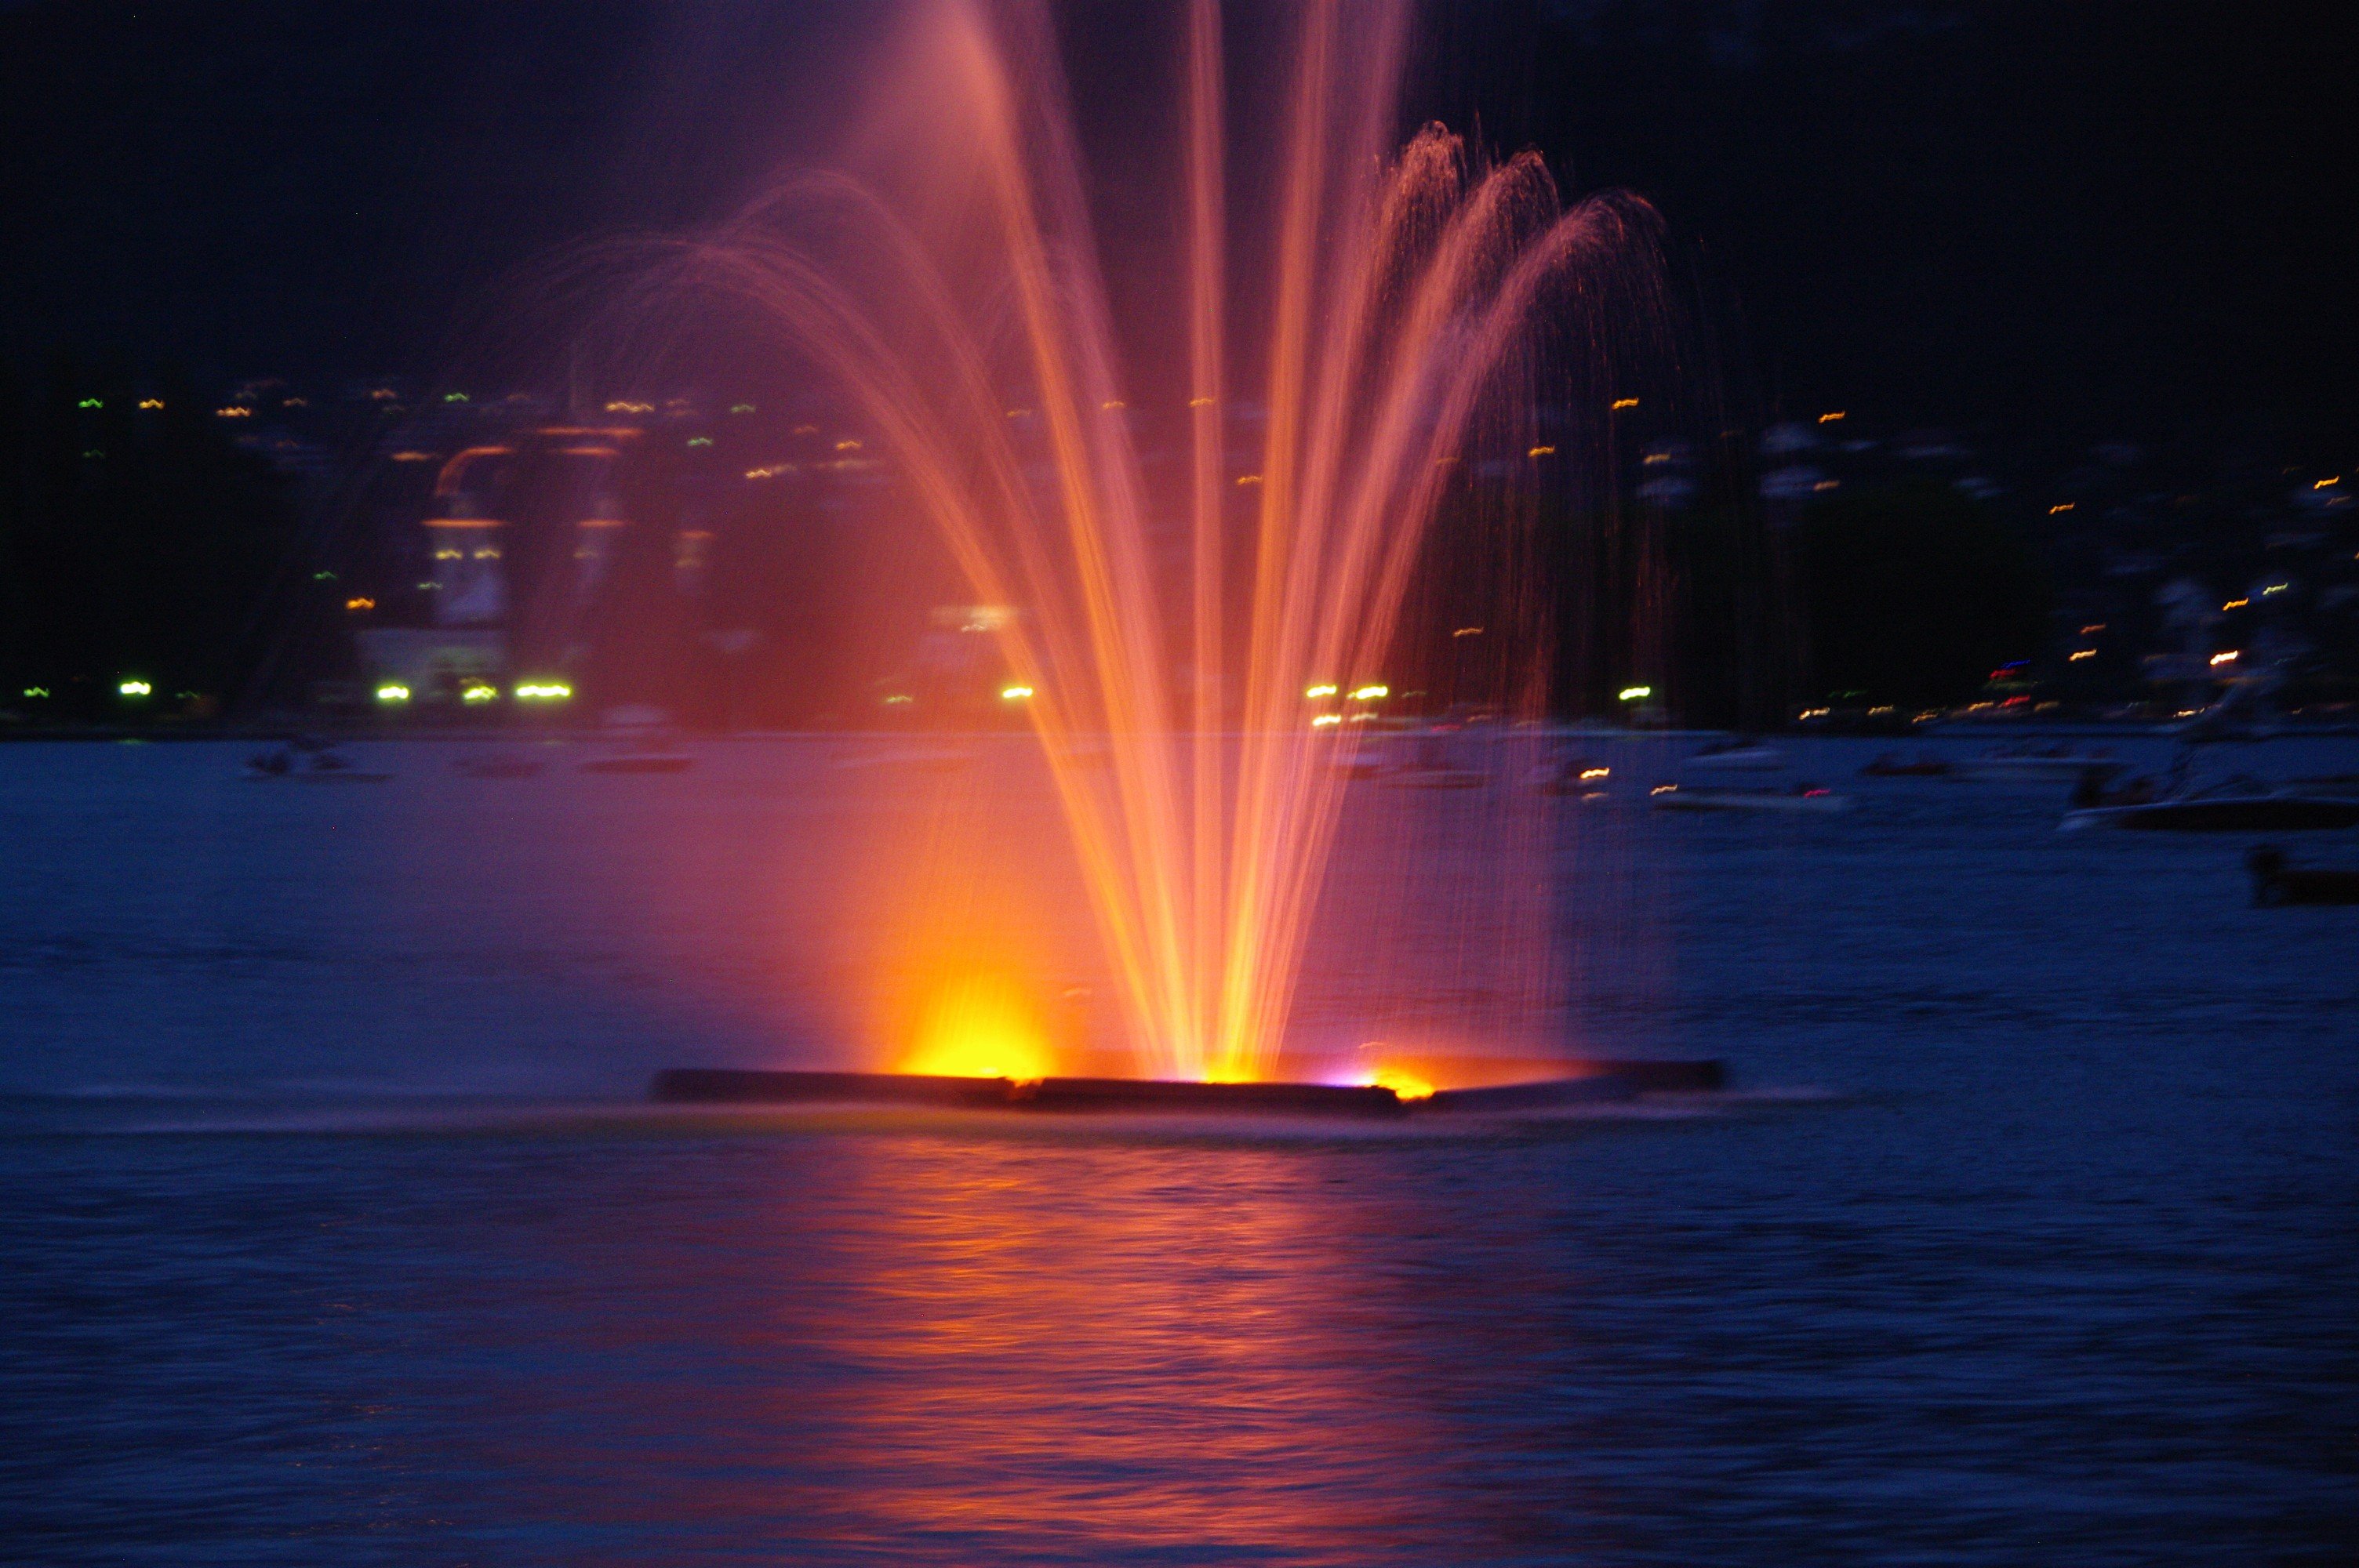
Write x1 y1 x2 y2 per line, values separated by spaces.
1348 684 1388 701
1619 684 1652 702
1000 684 1034 701
118 680 151 697
1304 684 1338 699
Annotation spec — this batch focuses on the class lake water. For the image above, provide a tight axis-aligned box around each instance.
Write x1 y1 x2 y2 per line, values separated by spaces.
3 735 2353 1564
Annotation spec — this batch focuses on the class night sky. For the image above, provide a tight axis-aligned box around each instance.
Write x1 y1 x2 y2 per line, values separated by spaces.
4 1 2352 459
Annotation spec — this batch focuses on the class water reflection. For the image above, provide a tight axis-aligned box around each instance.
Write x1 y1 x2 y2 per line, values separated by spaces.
372 1124 1565 1562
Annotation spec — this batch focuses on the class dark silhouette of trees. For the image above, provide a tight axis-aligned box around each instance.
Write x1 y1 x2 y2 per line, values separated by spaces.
0 355 299 720
1797 482 2049 709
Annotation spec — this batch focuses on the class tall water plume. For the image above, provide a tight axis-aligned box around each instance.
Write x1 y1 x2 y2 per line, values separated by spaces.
660 0 1663 1081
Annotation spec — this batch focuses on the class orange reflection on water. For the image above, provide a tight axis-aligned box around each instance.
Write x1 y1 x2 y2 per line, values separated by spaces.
789 1134 1441 1554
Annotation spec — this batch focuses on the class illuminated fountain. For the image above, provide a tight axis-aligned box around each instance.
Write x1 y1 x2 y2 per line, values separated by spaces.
650 0 1691 1107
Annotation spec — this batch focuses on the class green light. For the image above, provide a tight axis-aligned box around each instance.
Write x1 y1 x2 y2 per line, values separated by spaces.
313 571 336 582
729 403 756 415
375 683 411 702
22 687 49 699
1618 684 1652 702
687 437 714 448
77 397 102 409
461 683 498 703
443 392 469 403
118 679 152 698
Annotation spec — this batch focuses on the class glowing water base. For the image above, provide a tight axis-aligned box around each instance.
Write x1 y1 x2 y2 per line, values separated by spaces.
649 0 1664 1086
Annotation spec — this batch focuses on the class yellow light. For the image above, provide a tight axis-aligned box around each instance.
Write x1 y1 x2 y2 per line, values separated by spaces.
215 407 250 418
2210 651 2238 666
514 681 572 700
2223 598 2248 609
1372 1068 1434 1102
1349 684 1388 701
137 398 164 410
2261 583 2288 596
1304 684 1339 699
883 693 914 705
999 684 1034 701
376 683 410 702
1611 397 1639 410
1579 767 1610 781
899 975 1052 1083
1310 713 1343 727
1619 684 1652 702
2069 649 2095 661
2315 477 2338 488
461 683 499 702
1818 411 1845 423
118 680 151 697
1528 445 1556 457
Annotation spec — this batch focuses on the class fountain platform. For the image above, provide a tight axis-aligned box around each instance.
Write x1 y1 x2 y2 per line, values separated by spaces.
649 1059 1724 1118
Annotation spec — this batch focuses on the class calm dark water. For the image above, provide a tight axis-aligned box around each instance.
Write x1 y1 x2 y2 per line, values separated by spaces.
2 735 2354 1564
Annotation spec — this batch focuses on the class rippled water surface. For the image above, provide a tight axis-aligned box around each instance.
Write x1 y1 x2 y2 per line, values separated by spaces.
2 736 2353 1564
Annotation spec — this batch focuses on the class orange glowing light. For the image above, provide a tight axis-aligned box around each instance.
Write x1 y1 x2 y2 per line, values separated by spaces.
344 597 374 612
2049 503 2074 514
1370 1068 1434 1102
1818 410 1845 423
2210 650 2238 666
1610 397 1639 411
899 976 1054 1082
1528 445 1555 457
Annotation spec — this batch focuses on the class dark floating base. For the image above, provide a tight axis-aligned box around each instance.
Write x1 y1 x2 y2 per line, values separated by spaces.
649 1060 1725 1119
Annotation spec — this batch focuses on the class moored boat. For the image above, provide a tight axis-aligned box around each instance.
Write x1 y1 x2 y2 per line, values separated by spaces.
1650 782 1850 814
1684 738 1785 771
